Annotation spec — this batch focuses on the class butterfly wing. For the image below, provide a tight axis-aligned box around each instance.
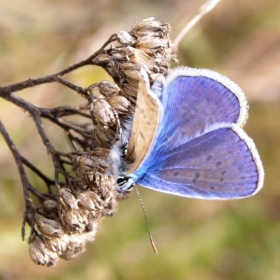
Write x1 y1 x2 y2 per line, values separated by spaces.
136 123 264 199
156 67 248 150
124 69 163 174
131 67 250 179
130 67 264 198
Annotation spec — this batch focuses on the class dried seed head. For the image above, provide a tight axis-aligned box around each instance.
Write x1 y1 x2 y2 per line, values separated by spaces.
95 18 177 106
90 98 116 127
59 188 78 209
41 199 59 213
60 242 86 260
94 126 117 147
116 31 136 45
130 48 153 66
135 36 166 50
59 206 89 233
36 218 63 237
89 97 119 147
95 80 131 117
108 95 130 114
91 172 116 192
60 235 87 260
98 81 120 97
132 18 170 37
44 234 70 254
77 191 103 211
121 62 141 81
74 155 100 174
71 148 114 182
29 235 59 266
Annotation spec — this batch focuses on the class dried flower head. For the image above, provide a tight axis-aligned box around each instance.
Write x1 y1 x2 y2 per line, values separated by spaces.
95 17 177 105
36 218 63 237
20 17 178 266
29 235 59 267
98 80 120 97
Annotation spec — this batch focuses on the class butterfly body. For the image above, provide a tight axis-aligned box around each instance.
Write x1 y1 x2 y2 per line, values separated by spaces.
118 67 264 199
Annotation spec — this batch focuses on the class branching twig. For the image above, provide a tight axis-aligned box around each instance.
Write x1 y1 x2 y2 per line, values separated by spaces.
21 157 55 193
47 104 90 118
55 77 89 99
0 120 31 200
0 119 38 239
0 34 117 98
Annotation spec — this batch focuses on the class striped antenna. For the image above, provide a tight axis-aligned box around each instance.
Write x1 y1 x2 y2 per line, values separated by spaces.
134 186 158 255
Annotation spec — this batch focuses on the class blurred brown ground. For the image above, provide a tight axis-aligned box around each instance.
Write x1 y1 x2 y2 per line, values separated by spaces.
0 0 280 279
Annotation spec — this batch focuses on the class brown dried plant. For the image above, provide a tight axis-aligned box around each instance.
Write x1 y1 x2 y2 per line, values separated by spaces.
0 18 177 266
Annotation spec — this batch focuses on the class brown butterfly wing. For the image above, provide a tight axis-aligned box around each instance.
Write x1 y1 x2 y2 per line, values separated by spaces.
124 69 163 175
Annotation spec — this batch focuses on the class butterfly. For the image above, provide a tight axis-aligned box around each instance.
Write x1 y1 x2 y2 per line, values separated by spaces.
117 67 264 199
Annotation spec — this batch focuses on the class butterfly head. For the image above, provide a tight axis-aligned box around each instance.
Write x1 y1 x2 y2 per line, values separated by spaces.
116 176 135 199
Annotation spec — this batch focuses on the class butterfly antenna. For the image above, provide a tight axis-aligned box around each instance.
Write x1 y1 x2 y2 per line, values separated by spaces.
134 186 158 255
173 0 222 46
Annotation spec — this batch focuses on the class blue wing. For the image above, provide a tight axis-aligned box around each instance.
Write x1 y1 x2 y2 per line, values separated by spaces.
132 67 248 179
135 123 264 199
155 68 248 151
129 67 263 198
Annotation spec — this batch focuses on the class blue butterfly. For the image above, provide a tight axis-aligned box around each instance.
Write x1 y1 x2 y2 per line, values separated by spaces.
117 67 264 199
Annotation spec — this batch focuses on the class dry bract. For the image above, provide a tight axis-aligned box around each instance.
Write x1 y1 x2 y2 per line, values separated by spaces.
98 81 120 97
29 235 59 267
36 218 63 237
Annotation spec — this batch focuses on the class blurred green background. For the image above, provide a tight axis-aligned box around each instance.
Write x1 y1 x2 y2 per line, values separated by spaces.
0 0 280 279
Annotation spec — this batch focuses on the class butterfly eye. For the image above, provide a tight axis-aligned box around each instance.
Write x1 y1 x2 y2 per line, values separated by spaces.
116 176 134 194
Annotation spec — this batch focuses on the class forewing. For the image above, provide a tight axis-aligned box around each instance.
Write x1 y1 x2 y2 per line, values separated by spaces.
136 123 264 199
124 69 163 174
158 67 248 149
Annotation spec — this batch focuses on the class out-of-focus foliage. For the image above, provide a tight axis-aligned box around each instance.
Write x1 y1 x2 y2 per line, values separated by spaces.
0 0 279 279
